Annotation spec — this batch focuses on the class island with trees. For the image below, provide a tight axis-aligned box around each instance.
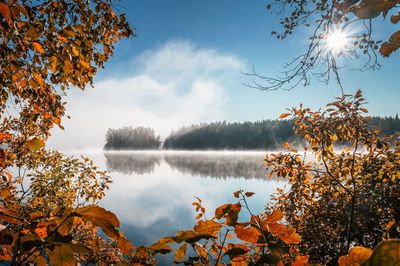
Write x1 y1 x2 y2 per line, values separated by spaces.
104 126 161 150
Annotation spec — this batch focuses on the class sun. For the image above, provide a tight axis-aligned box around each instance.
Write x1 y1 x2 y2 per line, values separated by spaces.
325 29 349 51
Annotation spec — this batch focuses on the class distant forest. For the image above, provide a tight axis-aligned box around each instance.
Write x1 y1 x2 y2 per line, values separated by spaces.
164 120 296 150
104 127 161 150
104 116 400 150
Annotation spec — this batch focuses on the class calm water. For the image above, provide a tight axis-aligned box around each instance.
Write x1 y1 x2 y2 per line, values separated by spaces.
79 150 286 264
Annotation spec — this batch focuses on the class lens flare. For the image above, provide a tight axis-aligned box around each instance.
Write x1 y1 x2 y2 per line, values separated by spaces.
326 30 348 51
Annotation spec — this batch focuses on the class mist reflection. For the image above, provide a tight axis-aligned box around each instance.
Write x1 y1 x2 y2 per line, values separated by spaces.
105 152 162 175
104 151 272 179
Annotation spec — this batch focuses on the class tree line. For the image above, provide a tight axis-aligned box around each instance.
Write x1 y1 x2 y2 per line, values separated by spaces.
105 115 400 150
104 126 161 150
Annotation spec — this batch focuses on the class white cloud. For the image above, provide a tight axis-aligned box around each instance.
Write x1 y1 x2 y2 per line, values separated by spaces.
47 40 245 151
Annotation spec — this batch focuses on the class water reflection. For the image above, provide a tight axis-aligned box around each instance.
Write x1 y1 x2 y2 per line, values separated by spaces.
82 151 285 265
104 151 272 179
105 152 162 175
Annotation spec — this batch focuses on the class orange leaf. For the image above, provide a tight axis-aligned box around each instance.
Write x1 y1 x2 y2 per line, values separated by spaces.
174 230 215 244
338 246 372 266
150 241 173 254
391 11 400 24
0 247 12 261
0 133 11 141
194 220 222 236
245 192 255 197
360 108 368 113
118 237 133 255
215 203 231 219
27 138 45 151
234 191 240 198
279 113 291 119
380 30 400 57
269 223 301 244
0 2 11 21
278 231 301 244
174 243 187 262
32 42 44 53
266 210 283 223
234 225 261 243
194 243 208 261
292 255 309 266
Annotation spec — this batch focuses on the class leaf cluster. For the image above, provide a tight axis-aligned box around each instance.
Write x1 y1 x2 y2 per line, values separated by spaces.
0 0 136 264
265 90 400 264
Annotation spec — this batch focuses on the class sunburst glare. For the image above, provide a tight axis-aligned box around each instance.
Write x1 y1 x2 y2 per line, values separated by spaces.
325 29 349 51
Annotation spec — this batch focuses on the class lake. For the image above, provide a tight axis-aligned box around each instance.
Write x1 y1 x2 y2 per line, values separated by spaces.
79 150 286 264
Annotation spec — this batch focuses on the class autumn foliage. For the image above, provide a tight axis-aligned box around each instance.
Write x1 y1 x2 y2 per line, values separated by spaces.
1 0 400 265
147 91 400 265
0 0 135 264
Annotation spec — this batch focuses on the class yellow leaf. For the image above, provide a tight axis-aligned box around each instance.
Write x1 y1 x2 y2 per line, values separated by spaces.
194 243 208 260
27 138 45 151
174 243 187 262
332 134 338 141
32 42 44 53
194 220 222 236
33 73 44 86
150 241 173 254
338 246 372 266
72 46 79 56
47 244 75 266
279 113 291 119
50 56 58 73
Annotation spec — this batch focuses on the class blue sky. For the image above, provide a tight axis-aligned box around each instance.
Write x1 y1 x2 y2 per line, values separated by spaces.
48 0 400 150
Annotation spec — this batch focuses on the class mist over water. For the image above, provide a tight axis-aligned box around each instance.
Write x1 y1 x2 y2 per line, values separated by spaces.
75 150 285 265
104 150 275 179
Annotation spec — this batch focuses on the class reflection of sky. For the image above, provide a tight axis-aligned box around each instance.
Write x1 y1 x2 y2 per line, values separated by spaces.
84 151 286 265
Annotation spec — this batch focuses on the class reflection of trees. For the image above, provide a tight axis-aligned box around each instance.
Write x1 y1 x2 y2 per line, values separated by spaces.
104 152 277 180
104 152 162 175
164 153 272 180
